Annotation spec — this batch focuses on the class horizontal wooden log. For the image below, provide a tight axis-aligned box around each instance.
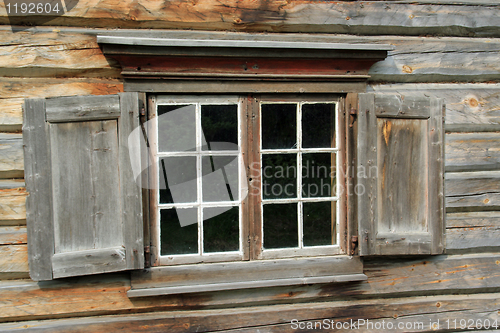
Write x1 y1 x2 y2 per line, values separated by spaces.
0 134 23 179
0 98 22 132
446 211 500 228
0 293 499 333
368 83 500 127
0 30 120 78
2 27 500 82
0 226 26 245
445 132 500 172
446 211 500 252
0 245 29 280
0 253 498 322
0 187 27 226
0 78 123 100
0 1 500 37
0 78 123 129
446 171 500 211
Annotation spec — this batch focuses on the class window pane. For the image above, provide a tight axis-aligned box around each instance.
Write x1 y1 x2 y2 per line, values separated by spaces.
201 105 238 150
262 154 297 199
303 201 336 246
261 104 297 149
263 203 298 249
202 155 239 202
159 156 197 204
158 105 196 152
302 153 335 198
161 208 198 255
301 103 335 149
203 206 239 253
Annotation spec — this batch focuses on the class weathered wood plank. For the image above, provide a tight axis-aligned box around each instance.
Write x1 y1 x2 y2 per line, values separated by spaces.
0 78 122 132
445 132 500 172
23 98 53 281
130 256 364 294
368 83 500 126
118 93 144 271
0 187 26 226
0 30 120 78
0 245 29 280
2 27 500 82
446 211 500 228
0 134 23 179
0 226 26 245
0 293 499 333
446 171 500 211
1 1 500 37
0 251 498 322
46 95 120 122
52 247 127 279
0 98 23 132
446 227 500 252
0 78 123 100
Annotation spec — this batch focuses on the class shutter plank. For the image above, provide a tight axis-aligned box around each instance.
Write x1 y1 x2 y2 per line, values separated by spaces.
46 95 121 123
51 122 95 253
52 247 127 279
23 99 54 281
119 92 144 270
357 94 377 255
377 118 428 233
429 98 446 254
358 93 445 255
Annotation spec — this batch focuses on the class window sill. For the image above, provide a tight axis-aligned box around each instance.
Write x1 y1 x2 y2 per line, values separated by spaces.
128 255 365 297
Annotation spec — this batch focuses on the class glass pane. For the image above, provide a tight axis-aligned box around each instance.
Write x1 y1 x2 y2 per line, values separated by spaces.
262 154 297 200
203 206 239 253
202 155 239 202
302 103 335 149
161 208 198 255
159 156 197 204
201 105 238 151
261 103 297 150
303 201 336 246
263 203 298 249
302 153 335 198
158 105 196 152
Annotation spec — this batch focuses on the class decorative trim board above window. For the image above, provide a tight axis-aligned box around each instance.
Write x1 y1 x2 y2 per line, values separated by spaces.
97 35 393 82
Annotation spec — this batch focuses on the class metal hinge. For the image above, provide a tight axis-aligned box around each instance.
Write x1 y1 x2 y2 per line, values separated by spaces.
144 245 151 267
351 236 358 255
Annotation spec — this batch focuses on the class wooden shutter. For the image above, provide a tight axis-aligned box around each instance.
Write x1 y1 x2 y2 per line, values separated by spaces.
357 93 445 255
23 93 144 281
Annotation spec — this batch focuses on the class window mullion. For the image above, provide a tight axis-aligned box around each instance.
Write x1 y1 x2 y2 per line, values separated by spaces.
196 102 203 256
297 102 303 249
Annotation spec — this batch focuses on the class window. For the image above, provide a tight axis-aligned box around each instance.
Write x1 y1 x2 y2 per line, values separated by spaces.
23 37 444 296
147 95 345 266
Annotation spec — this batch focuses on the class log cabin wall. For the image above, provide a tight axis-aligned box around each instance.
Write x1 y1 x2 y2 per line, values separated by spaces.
0 1 499 331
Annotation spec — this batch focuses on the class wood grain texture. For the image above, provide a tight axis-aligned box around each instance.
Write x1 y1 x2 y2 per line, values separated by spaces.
1 78 123 100
46 95 120 122
0 1 500 37
1 27 500 82
0 245 29 279
446 171 500 211
446 212 500 252
368 83 500 127
0 133 23 179
445 132 500 172
23 98 54 281
0 98 23 132
0 226 27 245
0 293 499 333
0 253 499 325
0 187 26 226
0 30 120 78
